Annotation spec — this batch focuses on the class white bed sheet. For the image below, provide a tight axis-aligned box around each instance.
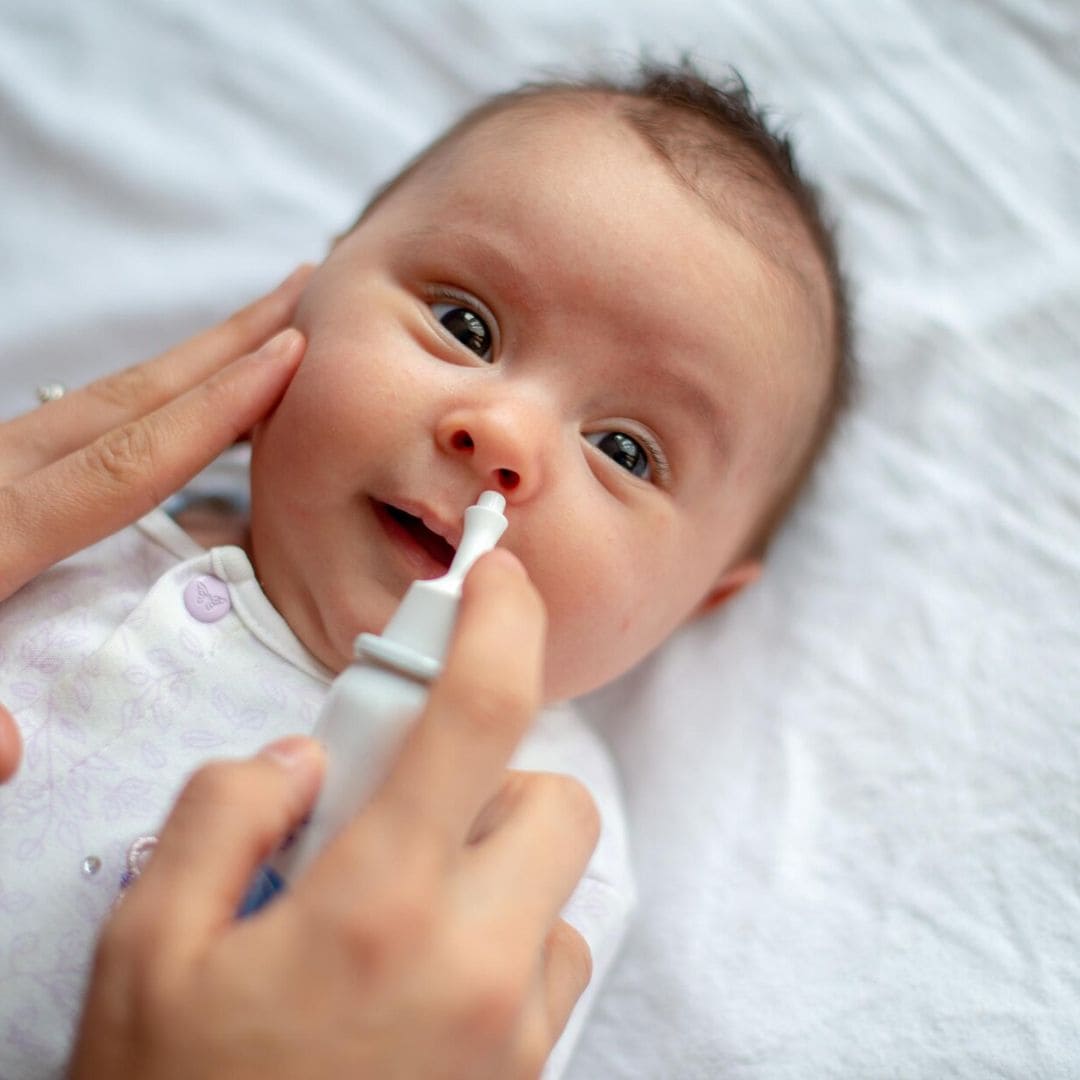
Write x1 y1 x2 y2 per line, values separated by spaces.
2 1 1078 1076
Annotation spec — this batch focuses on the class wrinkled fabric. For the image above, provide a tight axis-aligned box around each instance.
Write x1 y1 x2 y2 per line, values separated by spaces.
0 2 1077 1076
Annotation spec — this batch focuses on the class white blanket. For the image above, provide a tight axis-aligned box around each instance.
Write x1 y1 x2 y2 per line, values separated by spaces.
2 1 1078 1075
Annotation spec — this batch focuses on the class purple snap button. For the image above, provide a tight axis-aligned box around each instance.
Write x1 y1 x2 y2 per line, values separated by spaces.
184 575 231 623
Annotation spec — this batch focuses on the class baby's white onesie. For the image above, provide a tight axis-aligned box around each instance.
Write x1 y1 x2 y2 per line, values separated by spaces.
0 509 634 1079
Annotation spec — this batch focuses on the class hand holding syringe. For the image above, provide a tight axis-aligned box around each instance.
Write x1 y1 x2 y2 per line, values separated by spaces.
241 490 508 913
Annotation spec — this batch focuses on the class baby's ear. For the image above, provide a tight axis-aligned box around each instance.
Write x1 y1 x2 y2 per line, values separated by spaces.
692 558 763 618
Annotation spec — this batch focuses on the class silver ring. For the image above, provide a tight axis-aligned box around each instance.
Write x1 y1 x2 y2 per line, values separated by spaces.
36 382 66 404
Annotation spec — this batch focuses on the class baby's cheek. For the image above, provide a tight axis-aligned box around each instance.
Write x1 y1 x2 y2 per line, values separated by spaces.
514 517 645 696
542 581 652 700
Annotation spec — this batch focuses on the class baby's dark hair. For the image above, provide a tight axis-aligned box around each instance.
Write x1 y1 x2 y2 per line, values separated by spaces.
351 58 852 558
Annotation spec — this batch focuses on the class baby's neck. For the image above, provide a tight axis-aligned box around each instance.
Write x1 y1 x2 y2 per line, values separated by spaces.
170 494 251 551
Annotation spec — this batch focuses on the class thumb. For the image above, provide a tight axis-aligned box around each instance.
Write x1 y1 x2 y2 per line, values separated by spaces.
118 737 325 945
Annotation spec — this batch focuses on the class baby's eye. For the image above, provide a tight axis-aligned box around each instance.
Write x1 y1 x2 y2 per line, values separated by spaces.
586 431 651 480
430 302 493 361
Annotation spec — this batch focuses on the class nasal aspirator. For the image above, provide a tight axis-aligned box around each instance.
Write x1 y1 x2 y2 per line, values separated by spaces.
239 490 508 915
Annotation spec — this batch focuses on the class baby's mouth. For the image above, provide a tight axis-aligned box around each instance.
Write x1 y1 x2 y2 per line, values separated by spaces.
377 502 456 571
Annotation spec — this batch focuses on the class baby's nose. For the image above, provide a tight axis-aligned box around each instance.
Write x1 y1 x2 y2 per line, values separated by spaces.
447 429 520 491
435 401 547 500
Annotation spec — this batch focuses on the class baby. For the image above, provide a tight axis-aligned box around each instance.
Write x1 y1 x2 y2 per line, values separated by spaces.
0 61 849 1078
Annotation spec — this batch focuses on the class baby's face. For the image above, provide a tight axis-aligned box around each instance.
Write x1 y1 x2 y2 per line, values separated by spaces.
249 105 830 700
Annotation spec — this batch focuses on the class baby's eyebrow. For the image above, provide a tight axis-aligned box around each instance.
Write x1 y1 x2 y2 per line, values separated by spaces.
650 364 730 463
399 224 728 460
398 226 539 315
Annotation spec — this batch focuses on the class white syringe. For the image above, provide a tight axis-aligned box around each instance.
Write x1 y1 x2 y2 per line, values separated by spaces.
240 490 508 914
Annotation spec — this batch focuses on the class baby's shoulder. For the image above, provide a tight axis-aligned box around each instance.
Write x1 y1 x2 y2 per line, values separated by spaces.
0 518 180 665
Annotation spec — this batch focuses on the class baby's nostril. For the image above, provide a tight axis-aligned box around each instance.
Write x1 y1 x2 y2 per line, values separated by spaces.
497 468 519 491
451 430 474 451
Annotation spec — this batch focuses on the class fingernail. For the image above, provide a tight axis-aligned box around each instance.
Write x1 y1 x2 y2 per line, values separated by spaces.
260 736 319 771
256 327 302 360
276 263 315 291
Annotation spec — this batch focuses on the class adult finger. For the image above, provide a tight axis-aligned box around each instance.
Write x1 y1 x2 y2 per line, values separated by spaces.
539 919 593 1047
0 328 304 603
371 548 546 845
0 704 22 783
465 772 600 950
507 918 593 1080
119 737 325 951
0 264 314 482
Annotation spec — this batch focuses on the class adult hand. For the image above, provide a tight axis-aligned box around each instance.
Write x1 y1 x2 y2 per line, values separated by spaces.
69 551 598 1080
0 266 313 780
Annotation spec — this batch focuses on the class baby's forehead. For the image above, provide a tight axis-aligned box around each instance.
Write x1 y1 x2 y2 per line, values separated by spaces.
377 102 830 387
436 94 830 311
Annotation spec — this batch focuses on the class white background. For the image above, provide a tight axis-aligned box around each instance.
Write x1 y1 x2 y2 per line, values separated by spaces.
2 2 1079 1076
